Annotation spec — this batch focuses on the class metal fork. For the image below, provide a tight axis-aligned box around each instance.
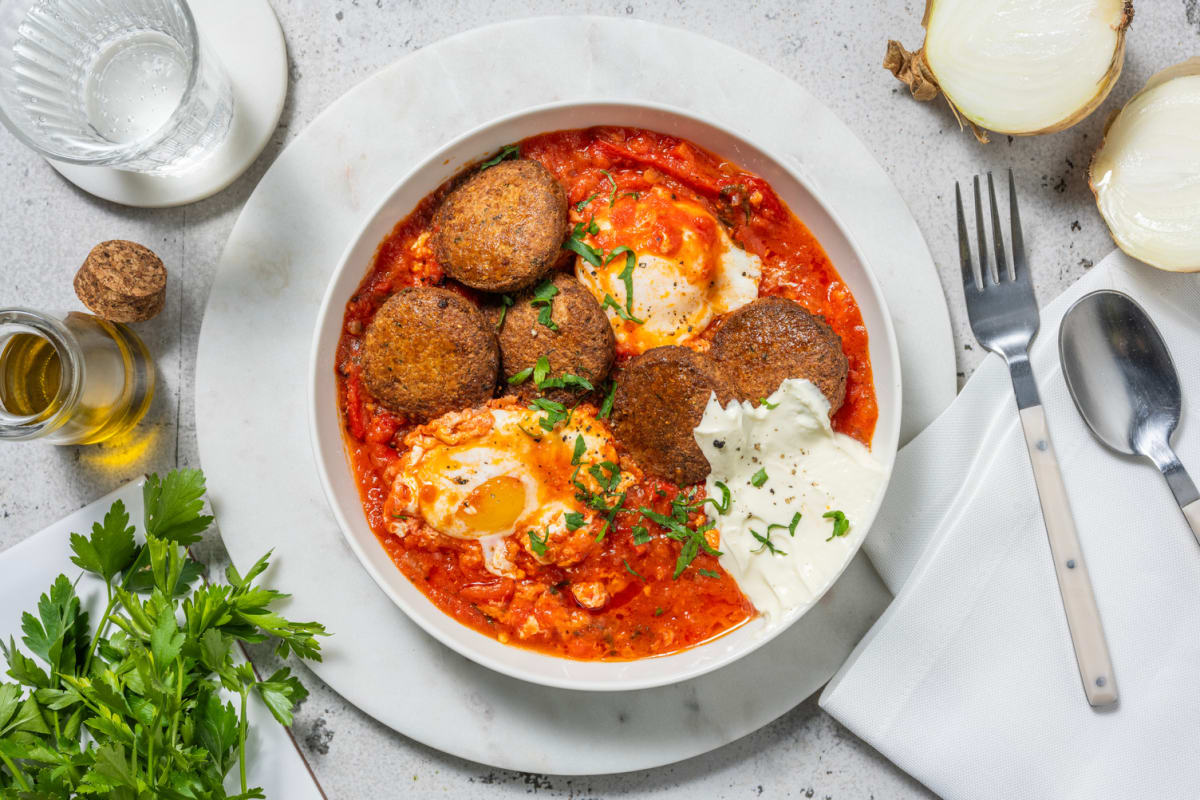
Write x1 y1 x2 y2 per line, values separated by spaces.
956 170 1118 707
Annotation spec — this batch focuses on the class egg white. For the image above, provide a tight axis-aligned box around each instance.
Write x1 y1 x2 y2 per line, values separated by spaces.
574 188 761 353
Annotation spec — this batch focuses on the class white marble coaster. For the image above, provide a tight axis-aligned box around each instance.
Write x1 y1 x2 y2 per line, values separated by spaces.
196 17 953 775
48 0 287 208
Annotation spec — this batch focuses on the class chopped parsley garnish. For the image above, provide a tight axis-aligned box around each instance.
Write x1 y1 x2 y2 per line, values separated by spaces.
767 512 803 538
621 191 640 202
530 280 560 331
537 372 595 392
824 510 850 541
598 380 617 419
623 559 645 581
479 144 519 169
576 192 599 211
600 169 618 206
602 293 645 324
631 525 651 544
638 504 722 579
750 468 769 487
529 397 570 430
654 607 664 617
760 397 780 409
507 366 533 385
702 481 732 515
564 511 586 532
698 568 720 578
528 528 550 556
563 235 604 267
496 293 514 328
533 354 551 385
606 246 638 317
571 434 586 465
563 218 604 266
750 528 787 556
588 461 622 492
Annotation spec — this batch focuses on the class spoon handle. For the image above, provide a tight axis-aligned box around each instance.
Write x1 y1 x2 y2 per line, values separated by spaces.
1019 404 1119 707
1156 448 1200 547
1183 501 1200 545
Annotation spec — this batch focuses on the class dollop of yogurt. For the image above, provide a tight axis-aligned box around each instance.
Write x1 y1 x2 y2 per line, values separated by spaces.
694 379 885 623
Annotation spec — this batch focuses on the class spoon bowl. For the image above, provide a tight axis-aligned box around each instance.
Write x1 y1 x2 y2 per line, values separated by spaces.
1059 289 1200 541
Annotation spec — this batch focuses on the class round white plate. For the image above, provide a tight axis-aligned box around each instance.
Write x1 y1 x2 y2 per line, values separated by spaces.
195 17 954 775
47 0 287 208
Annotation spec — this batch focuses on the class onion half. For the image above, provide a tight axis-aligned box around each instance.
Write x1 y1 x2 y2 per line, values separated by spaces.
1090 59 1200 272
886 0 1132 142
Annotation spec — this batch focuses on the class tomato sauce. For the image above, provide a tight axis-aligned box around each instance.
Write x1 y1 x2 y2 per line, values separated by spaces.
334 127 877 660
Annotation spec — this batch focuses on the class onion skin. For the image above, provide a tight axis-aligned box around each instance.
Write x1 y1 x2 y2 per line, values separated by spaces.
1089 58 1200 272
886 0 1133 143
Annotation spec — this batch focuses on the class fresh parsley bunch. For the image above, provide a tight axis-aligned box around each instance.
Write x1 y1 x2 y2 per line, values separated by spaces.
0 469 326 799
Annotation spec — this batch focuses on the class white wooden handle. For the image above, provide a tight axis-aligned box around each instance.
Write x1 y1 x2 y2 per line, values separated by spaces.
1183 499 1200 547
1019 405 1118 707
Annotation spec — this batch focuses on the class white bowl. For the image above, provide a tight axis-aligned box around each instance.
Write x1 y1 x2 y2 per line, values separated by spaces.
309 100 901 691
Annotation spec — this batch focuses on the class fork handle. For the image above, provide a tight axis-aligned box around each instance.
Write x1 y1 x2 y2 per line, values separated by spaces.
1019 404 1118 707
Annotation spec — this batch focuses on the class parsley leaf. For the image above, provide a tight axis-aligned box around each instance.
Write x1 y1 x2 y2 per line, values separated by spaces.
564 511 587 531
767 512 803 539
576 192 599 211
750 529 787 556
698 568 720 578
702 481 732 515
631 525 651 544
479 143 519 169
824 510 851 541
563 235 604 268
602 293 645 324
529 280 560 332
496 293 514 329
143 469 213 545
528 529 550 557
654 607 664 616
507 366 534 385
598 381 617 419
533 355 551 386
69 499 137 584
600 169 618 206
760 397 780 409
623 559 645 581
606 246 638 317
0 469 326 799
750 468 769 488
571 435 587 466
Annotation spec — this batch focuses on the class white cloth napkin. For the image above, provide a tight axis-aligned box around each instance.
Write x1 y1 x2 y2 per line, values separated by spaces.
821 250 1200 799
0 480 326 799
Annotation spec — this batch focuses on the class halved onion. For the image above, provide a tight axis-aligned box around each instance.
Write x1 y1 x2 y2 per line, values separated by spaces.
886 0 1132 142
1090 59 1200 272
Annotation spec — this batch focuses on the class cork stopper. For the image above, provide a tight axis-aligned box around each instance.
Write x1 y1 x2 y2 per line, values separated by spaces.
74 240 167 323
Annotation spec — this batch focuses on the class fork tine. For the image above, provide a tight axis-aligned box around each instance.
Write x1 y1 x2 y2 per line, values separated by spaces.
973 176 991 285
987 172 1010 282
955 182 976 291
1008 169 1028 284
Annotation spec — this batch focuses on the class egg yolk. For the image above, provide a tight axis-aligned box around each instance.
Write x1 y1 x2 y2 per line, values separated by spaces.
457 475 527 534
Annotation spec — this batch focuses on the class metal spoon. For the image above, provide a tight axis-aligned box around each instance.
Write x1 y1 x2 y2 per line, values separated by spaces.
1059 290 1200 543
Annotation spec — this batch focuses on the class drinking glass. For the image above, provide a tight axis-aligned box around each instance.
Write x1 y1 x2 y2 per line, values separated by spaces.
0 0 233 174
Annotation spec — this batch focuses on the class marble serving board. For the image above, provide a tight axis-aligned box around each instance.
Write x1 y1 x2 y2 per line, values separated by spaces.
194 16 954 775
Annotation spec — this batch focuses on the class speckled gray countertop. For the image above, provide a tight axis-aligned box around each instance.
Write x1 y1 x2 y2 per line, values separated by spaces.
1 2 1196 797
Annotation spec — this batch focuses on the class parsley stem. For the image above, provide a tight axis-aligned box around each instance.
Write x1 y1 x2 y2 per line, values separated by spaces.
238 686 249 794
83 543 149 674
0 751 31 791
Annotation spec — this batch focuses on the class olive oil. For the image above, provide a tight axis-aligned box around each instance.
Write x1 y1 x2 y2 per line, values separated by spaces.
0 310 154 445
0 332 62 418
